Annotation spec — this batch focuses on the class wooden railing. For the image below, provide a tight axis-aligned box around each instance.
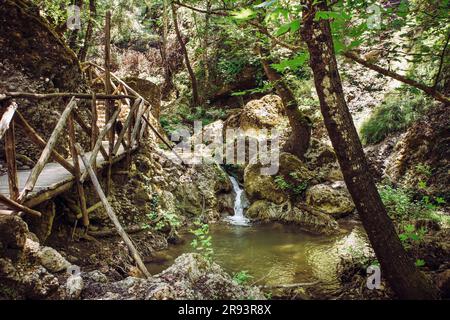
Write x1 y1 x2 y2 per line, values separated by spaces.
0 64 156 226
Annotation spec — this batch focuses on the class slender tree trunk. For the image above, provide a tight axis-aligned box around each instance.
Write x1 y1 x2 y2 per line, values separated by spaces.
68 0 84 51
257 45 311 159
171 3 200 106
159 0 174 97
203 0 211 84
301 0 439 300
78 0 96 62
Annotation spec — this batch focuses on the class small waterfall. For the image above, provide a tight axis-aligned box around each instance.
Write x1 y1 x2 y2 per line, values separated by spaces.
225 176 250 226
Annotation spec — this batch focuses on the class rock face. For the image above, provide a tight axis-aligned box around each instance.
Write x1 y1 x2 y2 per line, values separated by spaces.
124 77 161 119
384 103 450 195
0 215 28 261
306 183 355 218
247 200 339 235
240 95 286 130
82 253 265 300
244 152 314 204
0 232 75 299
0 0 90 161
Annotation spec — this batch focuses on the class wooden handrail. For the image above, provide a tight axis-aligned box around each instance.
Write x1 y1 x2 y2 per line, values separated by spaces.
18 98 77 202
14 111 76 175
0 194 41 217
80 108 120 183
0 102 17 140
0 92 135 102
112 98 141 155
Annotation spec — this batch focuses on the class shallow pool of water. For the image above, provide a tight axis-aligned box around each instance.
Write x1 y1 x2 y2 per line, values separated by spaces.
146 221 363 288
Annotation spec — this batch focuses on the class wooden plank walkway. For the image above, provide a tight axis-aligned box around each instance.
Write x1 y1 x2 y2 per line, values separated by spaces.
0 142 135 208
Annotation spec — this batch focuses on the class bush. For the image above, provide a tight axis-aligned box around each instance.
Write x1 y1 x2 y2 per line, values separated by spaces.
360 92 431 145
378 184 446 224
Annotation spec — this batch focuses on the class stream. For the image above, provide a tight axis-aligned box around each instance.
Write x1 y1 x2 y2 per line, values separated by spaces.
146 176 362 288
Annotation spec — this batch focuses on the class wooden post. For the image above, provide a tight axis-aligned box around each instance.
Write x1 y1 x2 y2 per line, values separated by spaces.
141 114 185 165
75 143 151 279
14 111 76 174
80 109 120 183
112 98 141 155
67 114 90 228
0 101 17 140
91 92 98 150
5 121 19 201
105 10 114 196
0 194 41 217
18 98 77 202
72 110 108 160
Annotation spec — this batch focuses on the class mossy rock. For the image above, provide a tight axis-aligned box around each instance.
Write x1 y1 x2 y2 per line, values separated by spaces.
244 152 314 204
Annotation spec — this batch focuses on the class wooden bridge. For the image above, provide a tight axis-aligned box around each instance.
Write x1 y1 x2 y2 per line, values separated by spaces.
0 61 162 228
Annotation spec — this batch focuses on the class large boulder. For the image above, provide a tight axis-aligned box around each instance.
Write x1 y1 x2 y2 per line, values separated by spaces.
244 152 314 204
37 246 71 273
124 77 161 120
240 95 286 130
82 253 265 300
0 215 28 261
246 200 339 235
306 183 355 218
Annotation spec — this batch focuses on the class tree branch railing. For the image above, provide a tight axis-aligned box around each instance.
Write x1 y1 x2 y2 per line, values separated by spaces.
0 67 156 222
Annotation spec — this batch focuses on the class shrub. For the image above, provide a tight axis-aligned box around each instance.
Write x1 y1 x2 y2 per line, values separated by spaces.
233 271 254 285
378 184 447 225
360 92 431 145
190 222 214 263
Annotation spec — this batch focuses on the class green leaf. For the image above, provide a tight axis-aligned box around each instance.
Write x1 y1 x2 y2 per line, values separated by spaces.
271 52 309 72
415 259 426 267
274 21 301 36
231 8 257 21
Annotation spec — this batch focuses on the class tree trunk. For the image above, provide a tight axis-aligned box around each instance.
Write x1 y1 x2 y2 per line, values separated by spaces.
171 3 200 106
68 0 84 52
78 0 96 62
301 0 439 300
258 45 311 159
159 0 174 97
203 0 211 84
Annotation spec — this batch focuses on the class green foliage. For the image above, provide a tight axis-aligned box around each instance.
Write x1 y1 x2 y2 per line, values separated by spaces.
274 172 309 196
360 92 431 145
190 222 214 263
233 270 253 285
378 182 447 226
379 185 429 222
399 224 427 249
32 0 70 27
160 103 227 135
271 52 309 73
142 193 181 231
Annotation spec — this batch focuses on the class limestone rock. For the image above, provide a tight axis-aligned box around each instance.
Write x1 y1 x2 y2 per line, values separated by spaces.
0 215 28 261
65 275 84 299
244 152 314 204
240 95 285 130
306 183 355 218
38 247 71 273
82 253 265 300
246 200 339 235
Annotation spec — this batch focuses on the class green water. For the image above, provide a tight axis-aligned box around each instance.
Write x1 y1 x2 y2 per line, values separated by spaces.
146 221 362 287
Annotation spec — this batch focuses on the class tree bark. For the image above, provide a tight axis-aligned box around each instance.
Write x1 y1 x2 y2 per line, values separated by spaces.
171 3 200 106
258 45 311 159
301 0 439 300
159 0 174 96
78 0 96 62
